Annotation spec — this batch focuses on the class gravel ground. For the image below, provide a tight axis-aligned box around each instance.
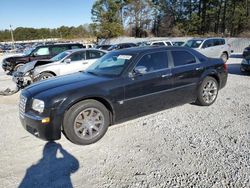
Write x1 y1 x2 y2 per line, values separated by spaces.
0 55 249 188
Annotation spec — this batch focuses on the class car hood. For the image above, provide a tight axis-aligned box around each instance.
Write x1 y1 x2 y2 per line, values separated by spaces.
25 72 110 97
5 54 28 61
18 60 54 73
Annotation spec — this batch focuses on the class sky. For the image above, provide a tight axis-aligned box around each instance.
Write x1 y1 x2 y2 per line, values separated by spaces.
0 0 95 30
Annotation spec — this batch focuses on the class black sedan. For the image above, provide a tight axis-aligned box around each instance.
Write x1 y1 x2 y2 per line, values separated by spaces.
19 46 228 145
241 46 250 72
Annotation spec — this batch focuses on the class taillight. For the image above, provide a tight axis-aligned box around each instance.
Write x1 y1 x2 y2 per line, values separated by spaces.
223 63 227 71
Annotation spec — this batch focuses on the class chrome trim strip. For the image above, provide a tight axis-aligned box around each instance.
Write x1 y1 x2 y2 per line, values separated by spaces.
122 83 196 103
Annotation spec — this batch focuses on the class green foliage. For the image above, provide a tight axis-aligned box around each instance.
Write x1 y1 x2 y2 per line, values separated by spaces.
0 25 94 42
91 0 124 39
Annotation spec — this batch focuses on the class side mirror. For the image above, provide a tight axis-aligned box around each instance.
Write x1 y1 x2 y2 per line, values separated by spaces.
64 58 71 64
33 52 38 57
129 66 147 77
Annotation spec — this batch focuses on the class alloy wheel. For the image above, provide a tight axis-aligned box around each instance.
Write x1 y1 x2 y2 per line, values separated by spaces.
73 108 105 140
202 80 218 104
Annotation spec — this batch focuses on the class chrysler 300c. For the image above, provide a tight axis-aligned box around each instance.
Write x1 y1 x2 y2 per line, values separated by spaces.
19 46 227 145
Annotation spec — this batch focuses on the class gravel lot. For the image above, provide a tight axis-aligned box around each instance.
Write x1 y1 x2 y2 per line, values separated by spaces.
0 55 249 188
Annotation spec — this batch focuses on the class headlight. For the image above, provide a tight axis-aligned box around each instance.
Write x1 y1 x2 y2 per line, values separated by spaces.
32 99 44 113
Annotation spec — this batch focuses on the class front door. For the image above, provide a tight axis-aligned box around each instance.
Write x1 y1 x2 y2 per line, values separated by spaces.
60 51 86 75
117 51 173 121
29 46 51 61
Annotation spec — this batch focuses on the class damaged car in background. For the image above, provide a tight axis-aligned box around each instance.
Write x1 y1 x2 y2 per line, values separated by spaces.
2 43 84 74
13 49 106 89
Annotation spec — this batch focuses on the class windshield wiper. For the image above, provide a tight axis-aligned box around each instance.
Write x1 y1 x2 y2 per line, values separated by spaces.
86 71 99 76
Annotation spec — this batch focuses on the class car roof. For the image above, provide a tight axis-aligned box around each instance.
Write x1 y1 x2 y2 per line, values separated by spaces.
36 43 82 48
113 46 193 54
189 37 225 40
64 48 106 54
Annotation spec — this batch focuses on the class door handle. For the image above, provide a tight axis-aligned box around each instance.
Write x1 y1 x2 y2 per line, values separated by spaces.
82 61 88 64
195 67 203 71
161 73 172 78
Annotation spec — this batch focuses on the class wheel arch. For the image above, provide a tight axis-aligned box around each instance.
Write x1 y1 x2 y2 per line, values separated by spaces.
199 70 221 88
40 71 57 76
63 96 115 125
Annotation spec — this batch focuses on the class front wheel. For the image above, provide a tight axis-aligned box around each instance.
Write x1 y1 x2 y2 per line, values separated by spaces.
63 100 110 145
195 76 219 106
14 64 24 72
35 72 55 82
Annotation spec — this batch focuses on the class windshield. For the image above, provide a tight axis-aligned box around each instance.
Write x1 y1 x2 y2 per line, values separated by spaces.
86 52 135 77
50 51 70 61
23 48 35 55
185 40 204 48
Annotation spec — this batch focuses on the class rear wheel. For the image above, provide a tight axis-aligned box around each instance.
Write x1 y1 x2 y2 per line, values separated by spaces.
63 100 110 145
220 52 228 63
195 76 219 106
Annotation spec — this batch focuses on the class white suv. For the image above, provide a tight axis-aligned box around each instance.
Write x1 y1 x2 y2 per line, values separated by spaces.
150 40 173 46
185 38 232 62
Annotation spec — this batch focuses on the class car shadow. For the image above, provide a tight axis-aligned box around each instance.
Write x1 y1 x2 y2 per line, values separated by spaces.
227 63 250 76
18 142 79 188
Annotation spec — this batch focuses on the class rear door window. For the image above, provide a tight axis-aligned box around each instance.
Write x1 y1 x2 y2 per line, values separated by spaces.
171 50 197 67
202 39 214 48
51 46 68 56
71 45 82 49
86 50 105 59
135 51 168 73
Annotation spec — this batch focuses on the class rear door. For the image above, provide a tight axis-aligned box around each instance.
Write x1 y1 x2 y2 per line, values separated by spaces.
170 50 204 104
199 39 215 58
119 51 173 120
85 50 106 69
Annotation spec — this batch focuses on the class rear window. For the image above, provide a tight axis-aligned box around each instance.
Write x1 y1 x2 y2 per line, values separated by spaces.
172 51 196 67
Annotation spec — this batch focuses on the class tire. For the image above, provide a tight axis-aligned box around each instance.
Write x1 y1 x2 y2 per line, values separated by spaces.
14 64 24 72
36 72 55 82
220 52 228 63
63 100 110 145
195 76 219 106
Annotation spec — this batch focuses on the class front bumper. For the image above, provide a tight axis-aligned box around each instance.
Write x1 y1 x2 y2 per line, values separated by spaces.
20 111 61 141
1 60 12 72
13 71 33 88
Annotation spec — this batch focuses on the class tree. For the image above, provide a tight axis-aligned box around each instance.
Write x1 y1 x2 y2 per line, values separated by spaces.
91 0 124 39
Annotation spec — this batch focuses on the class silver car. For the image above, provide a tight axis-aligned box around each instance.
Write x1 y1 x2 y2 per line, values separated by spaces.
185 38 232 62
13 49 106 88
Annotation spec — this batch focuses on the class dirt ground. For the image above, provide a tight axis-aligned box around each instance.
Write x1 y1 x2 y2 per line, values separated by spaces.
0 55 249 188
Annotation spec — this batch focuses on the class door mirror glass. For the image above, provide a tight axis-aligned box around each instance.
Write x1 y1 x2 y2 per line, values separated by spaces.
64 58 71 64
